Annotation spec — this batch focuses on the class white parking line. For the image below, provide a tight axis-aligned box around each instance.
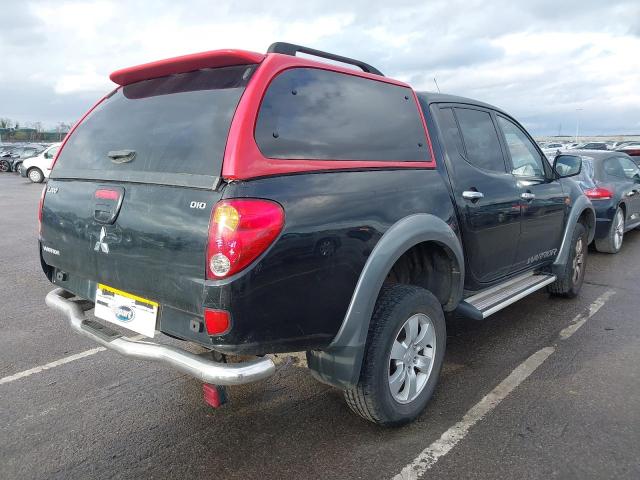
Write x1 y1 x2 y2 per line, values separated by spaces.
0 334 145 386
559 289 615 340
393 289 615 480
0 347 106 385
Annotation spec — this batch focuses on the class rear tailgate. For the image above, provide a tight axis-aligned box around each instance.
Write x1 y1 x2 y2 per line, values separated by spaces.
40 65 256 314
42 180 220 313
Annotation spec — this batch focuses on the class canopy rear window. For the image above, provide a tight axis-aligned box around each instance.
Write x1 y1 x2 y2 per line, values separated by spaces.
52 65 255 188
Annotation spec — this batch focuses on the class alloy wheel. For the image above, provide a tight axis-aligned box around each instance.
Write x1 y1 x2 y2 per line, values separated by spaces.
613 210 624 251
388 313 436 404
572 237 585 284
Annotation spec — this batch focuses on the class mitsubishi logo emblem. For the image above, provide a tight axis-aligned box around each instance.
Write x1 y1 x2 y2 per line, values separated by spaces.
94 227 110 254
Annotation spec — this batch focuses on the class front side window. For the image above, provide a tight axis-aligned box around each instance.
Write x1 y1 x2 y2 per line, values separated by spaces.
255 68 430 161
45 146 59 159
435 107 465 158
454 108 505 172
497 116 545 177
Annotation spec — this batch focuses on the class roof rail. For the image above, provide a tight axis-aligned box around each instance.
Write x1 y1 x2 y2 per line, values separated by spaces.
266 42 384 76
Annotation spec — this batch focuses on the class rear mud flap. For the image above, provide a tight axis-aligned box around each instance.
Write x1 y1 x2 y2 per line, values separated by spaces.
203 383 228 408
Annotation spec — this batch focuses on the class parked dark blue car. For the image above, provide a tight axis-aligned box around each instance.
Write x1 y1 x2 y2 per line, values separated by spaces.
568 150 640 253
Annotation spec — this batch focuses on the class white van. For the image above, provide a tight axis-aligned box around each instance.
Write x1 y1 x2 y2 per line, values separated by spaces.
21 143 61 183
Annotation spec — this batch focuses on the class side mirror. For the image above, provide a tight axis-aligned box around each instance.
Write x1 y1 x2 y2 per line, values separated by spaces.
44 152 52 159
553 154 582 178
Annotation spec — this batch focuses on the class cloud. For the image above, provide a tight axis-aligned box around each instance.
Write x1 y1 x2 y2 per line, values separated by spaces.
0 0 639 135
54 65 113 94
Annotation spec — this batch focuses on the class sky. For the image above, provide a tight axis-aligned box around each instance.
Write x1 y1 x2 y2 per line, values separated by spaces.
1 0 639 136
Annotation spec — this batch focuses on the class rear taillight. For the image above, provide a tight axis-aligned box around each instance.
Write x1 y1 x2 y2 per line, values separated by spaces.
38 185 46 238
206 199 284 279
584 187 613 200
623 149 640 157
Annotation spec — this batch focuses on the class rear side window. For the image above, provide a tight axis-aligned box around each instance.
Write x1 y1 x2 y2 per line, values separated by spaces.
604 157 627 178
606 156 640 179
619 157 640 178
53 65 255 187
254 68 429 161
454 108 505 172
21 148 38 158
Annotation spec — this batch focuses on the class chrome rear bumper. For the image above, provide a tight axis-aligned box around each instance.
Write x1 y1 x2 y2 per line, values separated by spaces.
45 288 276 386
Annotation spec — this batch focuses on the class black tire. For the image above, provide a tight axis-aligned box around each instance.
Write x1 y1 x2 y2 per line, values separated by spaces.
13 162 22 174
344 284 446 426
547 222 587 298
0 159 9 173
594 207 624 254
27 167 44 183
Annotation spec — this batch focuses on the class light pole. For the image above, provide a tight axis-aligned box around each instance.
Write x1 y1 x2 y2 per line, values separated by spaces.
575 108 583 143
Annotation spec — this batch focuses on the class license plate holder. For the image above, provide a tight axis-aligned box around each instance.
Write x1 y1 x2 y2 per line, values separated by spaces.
94 283 158 338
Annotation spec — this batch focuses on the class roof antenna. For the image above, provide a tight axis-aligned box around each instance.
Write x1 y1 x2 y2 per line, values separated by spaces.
433 77 441 93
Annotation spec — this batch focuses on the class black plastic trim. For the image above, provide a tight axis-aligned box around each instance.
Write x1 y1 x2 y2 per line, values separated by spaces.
552 193 596 275
307 213 464 388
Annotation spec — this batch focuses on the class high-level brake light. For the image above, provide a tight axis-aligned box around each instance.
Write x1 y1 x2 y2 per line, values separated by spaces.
95 189 121 200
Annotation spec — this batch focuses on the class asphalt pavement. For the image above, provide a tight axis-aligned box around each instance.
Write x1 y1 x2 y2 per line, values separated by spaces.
1 173 638 479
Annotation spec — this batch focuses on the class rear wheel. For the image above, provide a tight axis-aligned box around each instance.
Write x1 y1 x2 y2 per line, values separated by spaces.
548 222 587 298
0 160 9 172
27 167 44 183
344 284 446 426
595 207 624 254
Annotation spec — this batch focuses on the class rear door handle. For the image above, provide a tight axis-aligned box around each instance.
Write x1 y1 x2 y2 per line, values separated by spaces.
462 191 484 200
521 192 536 201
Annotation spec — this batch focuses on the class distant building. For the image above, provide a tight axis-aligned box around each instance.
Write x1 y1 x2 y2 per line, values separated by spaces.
42 130 68 142
0 127 11 142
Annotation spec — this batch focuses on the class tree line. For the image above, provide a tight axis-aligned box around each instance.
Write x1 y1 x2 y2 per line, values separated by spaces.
0 118 71 142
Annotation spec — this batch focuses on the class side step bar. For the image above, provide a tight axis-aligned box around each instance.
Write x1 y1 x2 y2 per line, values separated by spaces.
456 272 557 320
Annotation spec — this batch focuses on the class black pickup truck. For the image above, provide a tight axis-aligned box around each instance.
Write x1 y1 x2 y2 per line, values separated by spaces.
42 43 595 426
